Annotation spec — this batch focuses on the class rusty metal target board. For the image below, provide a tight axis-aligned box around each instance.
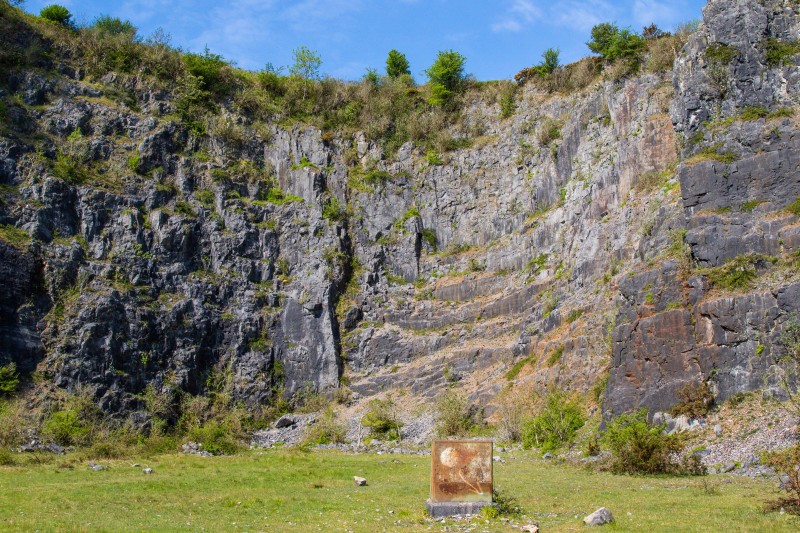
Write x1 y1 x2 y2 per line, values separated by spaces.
430 440 493 503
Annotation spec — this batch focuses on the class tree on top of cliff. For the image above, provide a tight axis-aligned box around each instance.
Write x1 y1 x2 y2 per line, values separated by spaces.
386 49 410 78
40 4 72 27
425 50 467 106
290 45 322 101
587 22 646 61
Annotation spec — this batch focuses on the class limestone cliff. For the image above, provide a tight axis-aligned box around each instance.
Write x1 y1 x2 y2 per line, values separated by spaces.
0 0 799 421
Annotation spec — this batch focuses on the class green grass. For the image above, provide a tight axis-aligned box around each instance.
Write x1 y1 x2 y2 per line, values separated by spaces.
763 38 800 67
706 43 740 64
740 199 765 213
0 449 797 532
686 144 738 165
505 357 530 380
706 254 776 291
0 224 30 250
546 345 564 367
738 106 768 121
788 196 800 217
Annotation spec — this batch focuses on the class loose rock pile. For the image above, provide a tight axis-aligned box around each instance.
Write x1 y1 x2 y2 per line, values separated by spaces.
181 442 214 457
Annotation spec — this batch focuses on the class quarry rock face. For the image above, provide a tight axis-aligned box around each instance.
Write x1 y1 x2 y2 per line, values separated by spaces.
606 0 800 417
0 0 799 420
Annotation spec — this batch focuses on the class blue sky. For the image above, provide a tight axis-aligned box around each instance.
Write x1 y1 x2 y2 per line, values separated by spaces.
24 0 707 81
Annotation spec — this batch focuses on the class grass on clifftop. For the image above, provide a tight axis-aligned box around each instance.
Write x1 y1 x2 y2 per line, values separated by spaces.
0 449 797 532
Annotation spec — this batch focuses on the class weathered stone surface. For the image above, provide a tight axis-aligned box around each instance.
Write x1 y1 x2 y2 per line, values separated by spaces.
583 507 613 526
1 0 798 425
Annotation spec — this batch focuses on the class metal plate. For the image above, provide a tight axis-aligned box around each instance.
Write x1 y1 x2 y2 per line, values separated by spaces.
430 440 493 503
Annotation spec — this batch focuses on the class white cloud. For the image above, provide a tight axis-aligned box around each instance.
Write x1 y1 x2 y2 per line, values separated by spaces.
491 19 522 32
512 0 543 21
492 0 542 33
492 0 624 34
632 0 683 28
549 0 618 32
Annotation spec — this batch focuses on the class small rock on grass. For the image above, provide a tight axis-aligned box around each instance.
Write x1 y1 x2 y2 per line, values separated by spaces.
584 507 613 526
354 476 367 486
521 524 540 532
143 468 153 474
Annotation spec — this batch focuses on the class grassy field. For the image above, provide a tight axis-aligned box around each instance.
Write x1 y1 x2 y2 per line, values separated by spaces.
0 449 797 532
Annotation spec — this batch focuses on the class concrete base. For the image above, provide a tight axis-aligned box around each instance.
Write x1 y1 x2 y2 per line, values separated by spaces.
426 499 491 517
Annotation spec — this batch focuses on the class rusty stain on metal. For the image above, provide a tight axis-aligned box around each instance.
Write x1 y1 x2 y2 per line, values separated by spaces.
430 440 493 503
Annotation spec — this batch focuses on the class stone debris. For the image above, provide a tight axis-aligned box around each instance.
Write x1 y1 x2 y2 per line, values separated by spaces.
181 442 214 457
521 524 540 532
583 507 613 526
274 414 298 429
353 476 367 486
652 412 703 435
143 468 153 475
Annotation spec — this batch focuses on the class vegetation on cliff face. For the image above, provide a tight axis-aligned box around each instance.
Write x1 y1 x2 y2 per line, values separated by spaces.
1 0 800 484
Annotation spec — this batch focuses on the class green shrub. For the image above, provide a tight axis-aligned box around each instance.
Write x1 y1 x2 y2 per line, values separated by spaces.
787 196 800 217
386 49 410 78
425 50 467 106
739 106 768 121
705 43 740 64
421 228 437 251
0 448 14 466
52 153 89 184
0 399 26 448
174 73 213 135
91 15 137 36
486 489 523 517
42 408 92 446
546 345 564 367
303 408 347 445
40 4 72 26
587 22 646 61
426 150 443 165
361 398 403 441
567 309 584 323
0 363 18 397
183 47 233 97
645 34 684 73
763 444 800 514
435 390 479 438
0 224 30 250
322 196 345 221
499 83 516 119
540 48 560 74
187 420 241 455
263 187 303 205
537 117 563 146
522 391 584 452
127 154 140 173
174 200 196 218
763 38 800 67
602 409 689 474
669 382 713 418
707 254 775 290
195 189 215 207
